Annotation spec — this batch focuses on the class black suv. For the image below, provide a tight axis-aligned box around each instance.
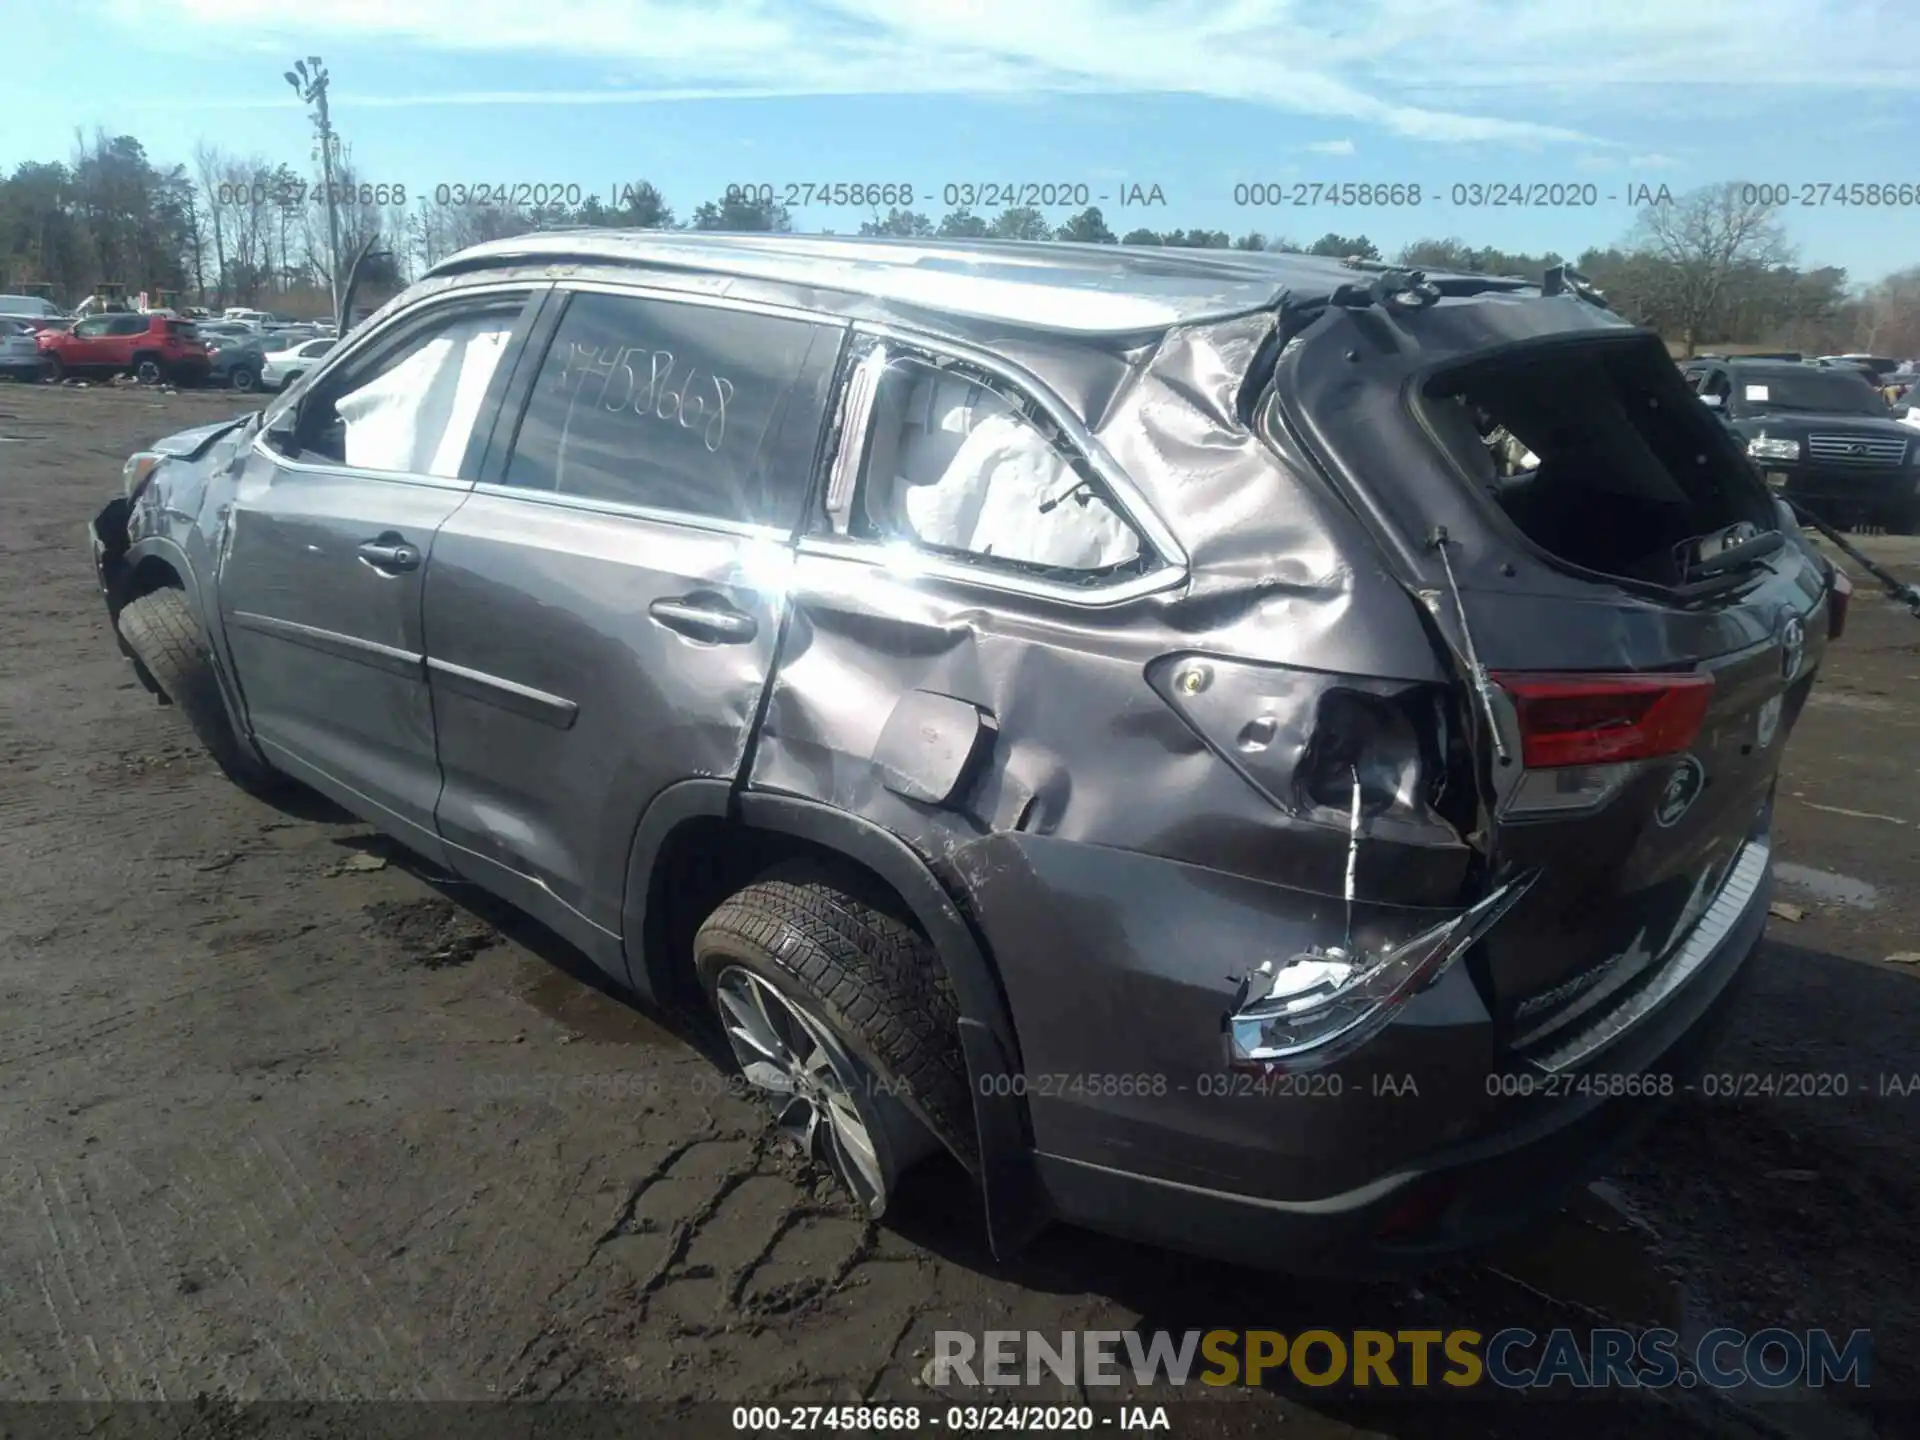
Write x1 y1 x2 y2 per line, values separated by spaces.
1684 357 1919 532
88 235 1838 1273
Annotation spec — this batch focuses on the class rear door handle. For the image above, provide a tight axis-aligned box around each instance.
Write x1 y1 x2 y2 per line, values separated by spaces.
358 536 421 573
649 595 758 644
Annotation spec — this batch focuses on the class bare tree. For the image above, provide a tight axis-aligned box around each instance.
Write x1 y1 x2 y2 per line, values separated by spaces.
1861 265 1920 358
1629 182 1794 356
193 142 230 306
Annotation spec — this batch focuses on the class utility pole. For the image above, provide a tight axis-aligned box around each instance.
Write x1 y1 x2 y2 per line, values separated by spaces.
284 57 343 326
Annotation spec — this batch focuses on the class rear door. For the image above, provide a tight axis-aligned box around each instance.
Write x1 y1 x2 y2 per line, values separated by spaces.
1276 310 1829 1048
217 286 542 862
420 285 845 968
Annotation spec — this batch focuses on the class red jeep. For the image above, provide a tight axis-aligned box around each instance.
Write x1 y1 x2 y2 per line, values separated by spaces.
37 313 210 385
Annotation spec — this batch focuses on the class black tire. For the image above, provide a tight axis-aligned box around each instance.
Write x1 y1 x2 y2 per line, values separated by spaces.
694 868 974 1209
1885 502 1920 537
116 587 284 796
131 354 163 385
39 354 63 383
228 366 257 392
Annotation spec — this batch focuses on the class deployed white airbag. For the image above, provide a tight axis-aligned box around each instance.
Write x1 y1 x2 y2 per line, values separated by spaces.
337 316 513 476
880 370 1139 570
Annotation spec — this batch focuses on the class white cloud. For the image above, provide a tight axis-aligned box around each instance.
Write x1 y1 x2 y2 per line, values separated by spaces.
1304 139 1356 156
94 1 1920 145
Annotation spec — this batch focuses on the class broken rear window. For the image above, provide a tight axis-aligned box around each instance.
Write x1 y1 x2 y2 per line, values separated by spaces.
1420 336 1775 589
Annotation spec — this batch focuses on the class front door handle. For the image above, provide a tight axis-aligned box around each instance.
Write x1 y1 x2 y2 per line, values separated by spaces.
358 536 421 573
649 595 758 644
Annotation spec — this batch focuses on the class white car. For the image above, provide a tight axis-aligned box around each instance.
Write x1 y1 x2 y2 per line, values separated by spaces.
260 336 337 391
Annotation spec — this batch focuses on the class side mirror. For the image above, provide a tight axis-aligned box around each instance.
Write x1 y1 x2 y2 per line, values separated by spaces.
1698 392 1724 409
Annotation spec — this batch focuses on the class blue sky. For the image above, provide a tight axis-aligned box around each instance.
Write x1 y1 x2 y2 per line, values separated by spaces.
8 0 1919 281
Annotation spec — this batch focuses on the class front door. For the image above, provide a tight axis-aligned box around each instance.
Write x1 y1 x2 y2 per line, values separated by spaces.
63 316 115 371
420 286 845 970
217 288 542 862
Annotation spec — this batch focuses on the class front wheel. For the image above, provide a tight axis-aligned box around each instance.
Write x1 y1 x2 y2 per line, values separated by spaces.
1884 499 1920 537
116 587 287 797
228 366 258 392
693 870 970 1217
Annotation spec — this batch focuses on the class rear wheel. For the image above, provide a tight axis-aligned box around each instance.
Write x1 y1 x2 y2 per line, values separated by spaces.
131 355 163 385
116 587 285 797
228 365 258 392
693 869 970 1217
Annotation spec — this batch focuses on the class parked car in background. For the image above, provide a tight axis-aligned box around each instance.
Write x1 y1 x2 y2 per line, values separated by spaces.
0 293 67 323
1817 353 1902 379
37 311 210 385
1685 357 1919 532
260 335 335 390
0 317 41 379
87 233 1838 1270
203 333 268 392
222 307 274 326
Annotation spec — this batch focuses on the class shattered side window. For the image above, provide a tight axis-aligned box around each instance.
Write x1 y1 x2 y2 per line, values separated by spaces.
850 355 1150 584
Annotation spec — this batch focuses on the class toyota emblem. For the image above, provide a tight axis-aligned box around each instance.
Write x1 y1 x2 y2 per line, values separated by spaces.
1781 615 1805 680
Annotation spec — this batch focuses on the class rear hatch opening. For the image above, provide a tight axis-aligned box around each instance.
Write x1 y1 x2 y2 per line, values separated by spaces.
1418 333 1781 593
1268 312 1828 1053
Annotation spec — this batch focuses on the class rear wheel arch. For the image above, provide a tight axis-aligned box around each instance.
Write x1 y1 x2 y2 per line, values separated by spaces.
620 784 1045 1255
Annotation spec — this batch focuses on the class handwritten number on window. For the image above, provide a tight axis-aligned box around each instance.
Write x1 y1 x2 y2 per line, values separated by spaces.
559 340 732 454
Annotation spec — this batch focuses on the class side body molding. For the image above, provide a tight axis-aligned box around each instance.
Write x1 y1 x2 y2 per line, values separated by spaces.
618 780 1047 1260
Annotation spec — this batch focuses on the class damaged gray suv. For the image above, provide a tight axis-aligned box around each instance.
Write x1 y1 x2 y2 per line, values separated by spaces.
90 234 1839 1273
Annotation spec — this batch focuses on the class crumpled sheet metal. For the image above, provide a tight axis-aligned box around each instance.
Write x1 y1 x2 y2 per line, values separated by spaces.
748 311 1469 906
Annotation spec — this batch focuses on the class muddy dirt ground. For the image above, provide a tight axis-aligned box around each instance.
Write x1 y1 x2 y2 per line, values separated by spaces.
2 382 1918 1439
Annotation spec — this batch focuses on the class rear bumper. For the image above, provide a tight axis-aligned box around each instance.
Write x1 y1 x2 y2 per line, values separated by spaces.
984 833 1770 1276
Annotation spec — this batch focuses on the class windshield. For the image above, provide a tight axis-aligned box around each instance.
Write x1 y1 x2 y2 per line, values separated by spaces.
1733 368 1888 415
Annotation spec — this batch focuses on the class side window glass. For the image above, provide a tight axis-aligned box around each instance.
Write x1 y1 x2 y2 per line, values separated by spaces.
1704 369 1732 402
74 318 108 337
501 291 837 528
850 355 1148 582
297 303 521 477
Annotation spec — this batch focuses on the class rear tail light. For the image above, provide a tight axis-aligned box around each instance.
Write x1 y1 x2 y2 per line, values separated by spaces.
1828 566 1851 641
1491 671 1714 819
1493 672 1714 769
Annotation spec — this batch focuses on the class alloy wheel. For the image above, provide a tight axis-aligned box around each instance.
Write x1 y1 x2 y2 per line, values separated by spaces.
713 965 889 1214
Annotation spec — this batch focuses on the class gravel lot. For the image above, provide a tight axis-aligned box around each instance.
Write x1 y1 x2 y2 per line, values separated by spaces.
2 382 1917 1438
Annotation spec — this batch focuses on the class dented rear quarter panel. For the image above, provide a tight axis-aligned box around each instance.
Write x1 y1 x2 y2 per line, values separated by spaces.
744 311 1484 1194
